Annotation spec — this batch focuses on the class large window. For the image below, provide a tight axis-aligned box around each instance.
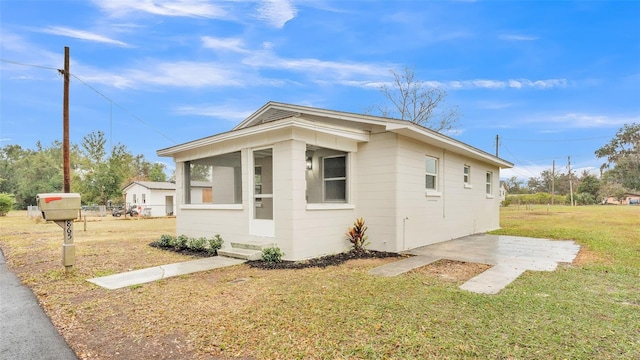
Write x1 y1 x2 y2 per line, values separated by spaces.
486 171 493 195
184 151 242 204
425 156 438 191
323 155 347 202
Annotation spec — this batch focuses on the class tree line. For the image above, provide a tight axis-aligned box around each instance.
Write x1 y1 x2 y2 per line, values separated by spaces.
0 131 168 209
503 123 639 205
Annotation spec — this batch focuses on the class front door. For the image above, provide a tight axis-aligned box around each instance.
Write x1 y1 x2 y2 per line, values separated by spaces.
251 148 274 237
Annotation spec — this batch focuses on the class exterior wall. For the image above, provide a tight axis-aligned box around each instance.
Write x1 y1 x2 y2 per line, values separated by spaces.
392 136 501 251
355 132 400 252
124 184 175 217
353 134 502 253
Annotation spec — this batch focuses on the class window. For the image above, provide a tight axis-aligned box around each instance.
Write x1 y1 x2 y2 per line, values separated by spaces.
463 165 470 184
184 151 242 204
425 157 438 191
132 194 137 203
486 171 493 195
323 155 347 202
142 194 146 204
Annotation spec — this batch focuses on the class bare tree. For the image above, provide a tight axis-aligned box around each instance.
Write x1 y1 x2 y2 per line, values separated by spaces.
373 67 461 132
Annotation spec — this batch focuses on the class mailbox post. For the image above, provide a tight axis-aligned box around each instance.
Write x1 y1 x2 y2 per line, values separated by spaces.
36 193 81 271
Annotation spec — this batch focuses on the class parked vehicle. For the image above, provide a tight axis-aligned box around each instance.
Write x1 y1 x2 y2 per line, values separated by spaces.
111 206 138 217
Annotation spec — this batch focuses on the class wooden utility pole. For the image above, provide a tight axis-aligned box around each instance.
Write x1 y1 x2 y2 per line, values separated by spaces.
551 160 555 205
62 46 71 193
568 156 574 206
495 135 499 157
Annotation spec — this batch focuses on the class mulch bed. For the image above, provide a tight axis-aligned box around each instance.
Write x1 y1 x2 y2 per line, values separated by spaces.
247 250 404 270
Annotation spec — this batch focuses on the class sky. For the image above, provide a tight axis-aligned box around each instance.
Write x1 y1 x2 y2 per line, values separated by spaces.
1 0 639 182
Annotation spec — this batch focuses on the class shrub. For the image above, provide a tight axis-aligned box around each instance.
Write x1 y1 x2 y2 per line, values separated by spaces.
173 235 189 250
501 198 512 207
157 234 174 248
0 193 15 216
207 234 224 255
346 217 369 253
187 237 207 252
262 246 284 263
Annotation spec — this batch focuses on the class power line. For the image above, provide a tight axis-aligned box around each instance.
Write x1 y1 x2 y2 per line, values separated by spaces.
501 135 610 143
0 58 58 71
1 57 177 145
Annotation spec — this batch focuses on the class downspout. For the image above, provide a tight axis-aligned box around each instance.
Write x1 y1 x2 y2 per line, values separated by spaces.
442 149 446 218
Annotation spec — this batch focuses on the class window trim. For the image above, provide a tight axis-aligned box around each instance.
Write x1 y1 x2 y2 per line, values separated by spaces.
464 164 472 189
322 154 347 203
425 156 438 192
485 171 494 198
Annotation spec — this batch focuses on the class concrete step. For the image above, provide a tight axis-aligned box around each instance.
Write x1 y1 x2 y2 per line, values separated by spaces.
218 248 262 261
230 241 274 251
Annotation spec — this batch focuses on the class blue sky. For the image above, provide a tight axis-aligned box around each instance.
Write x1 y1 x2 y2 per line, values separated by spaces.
1 0 638 181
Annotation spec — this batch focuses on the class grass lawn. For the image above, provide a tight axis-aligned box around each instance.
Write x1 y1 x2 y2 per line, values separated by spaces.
1 206 638 359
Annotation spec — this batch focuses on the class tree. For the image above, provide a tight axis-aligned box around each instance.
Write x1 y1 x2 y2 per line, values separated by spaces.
148 163 167 182
373 67 461 132
504 176 526 194
576 172 600 198
595 123 640 191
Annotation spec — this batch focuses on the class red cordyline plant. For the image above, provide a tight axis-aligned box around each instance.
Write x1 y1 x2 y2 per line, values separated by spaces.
346 217 369 253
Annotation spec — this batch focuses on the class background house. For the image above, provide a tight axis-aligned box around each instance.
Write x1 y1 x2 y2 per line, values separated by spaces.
157 102 513 260
603 192 640 205
123 181 176 217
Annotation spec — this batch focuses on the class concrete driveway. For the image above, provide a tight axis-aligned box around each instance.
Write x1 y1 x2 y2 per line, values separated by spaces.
369 234 581 294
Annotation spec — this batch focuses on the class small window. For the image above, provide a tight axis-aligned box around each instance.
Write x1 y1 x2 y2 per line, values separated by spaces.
486 171 493 195
425 157 438 191
323 155 347 202
142 194 146 204
463 165 470 184
133 194 137 203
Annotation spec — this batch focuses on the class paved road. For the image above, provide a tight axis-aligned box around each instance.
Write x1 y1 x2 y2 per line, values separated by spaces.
0 249 77 360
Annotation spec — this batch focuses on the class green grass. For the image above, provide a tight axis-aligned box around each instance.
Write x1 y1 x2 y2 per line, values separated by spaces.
1 207 639 359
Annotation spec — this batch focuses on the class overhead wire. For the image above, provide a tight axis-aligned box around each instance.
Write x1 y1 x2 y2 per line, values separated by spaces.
1 58 177 145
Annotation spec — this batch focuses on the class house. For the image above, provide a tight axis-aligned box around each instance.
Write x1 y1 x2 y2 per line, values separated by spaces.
603 192 640 205
157 102 513 260
122 181 176 217
499 181 508 202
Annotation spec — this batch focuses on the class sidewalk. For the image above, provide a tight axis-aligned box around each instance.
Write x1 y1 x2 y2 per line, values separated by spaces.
87 256 246 290
0 249 77 360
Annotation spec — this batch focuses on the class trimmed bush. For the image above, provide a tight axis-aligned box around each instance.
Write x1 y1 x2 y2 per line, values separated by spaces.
173 235 189 250
157 234 174 248
187 237 207 252
262 246 284 263
207 234 224 255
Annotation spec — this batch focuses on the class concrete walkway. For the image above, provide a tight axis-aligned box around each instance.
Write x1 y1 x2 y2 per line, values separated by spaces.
87 256 246 290
0 249 77 359
369 234 581 294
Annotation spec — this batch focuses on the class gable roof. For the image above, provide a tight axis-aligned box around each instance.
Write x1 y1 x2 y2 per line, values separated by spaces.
122 181 176 191
158 101 513 168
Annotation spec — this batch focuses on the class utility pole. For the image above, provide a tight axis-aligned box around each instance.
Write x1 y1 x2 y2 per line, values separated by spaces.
568 156 574 206
551 160 555 205
495 135 499 157
62 46 71 193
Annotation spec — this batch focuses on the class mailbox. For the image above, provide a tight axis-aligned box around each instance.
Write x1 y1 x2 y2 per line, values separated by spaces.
36 193 81 221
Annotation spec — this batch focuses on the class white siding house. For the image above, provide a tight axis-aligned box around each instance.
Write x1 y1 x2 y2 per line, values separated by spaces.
122 181 176 217
157 102 513 260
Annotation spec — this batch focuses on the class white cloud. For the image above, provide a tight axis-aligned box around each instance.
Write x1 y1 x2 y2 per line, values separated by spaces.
40 26 130 47
201 36 247 53
549 113 639 128
173 104 254 120
499 34 539 41
92 0 226 18
256 0 297 28
243 52 390 78
348 78 568 91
